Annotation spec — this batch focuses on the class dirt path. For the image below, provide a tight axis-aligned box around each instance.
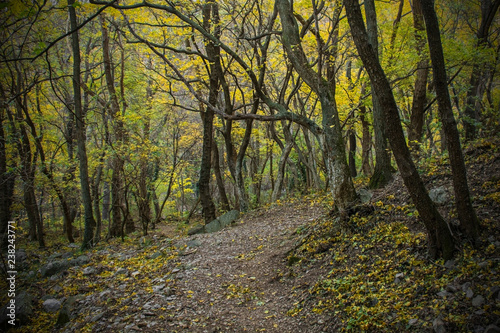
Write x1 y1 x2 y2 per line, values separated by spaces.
164 201 325 332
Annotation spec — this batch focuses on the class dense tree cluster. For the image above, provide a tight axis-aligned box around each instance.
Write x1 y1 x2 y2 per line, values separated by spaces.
1 0 498 258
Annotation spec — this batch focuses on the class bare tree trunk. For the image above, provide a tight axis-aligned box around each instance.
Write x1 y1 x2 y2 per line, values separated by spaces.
69 0 95 250
365 0 393 189
359 105 372 176
199 0 219 223
212 138 231 212
348 128 357 177
272 121 293 201
345 0 455 259
421 0 480 243
464 0 500 140
409 0 430 150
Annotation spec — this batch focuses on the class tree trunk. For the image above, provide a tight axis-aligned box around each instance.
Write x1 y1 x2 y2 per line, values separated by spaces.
421 0 480 243
212 138 231 212
348 129 357 177
345 0 455 259
199 0 219 224
359 105 372 176
408 0 429 150
92 160 103 244
272 121 294 201
365 0 393 189
235 118 255 212
69 0 96 250
102 181 110 222
464 0 500 140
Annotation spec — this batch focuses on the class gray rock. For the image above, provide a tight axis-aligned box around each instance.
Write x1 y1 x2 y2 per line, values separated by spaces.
73 255 90 266
41 260 72 277
433 318 446 333
164 287 174 296
43 299 62 312
149 252 161 260
437 290 452 298
466 288 475 299
429 187 449 205
462 282 472 292
0 291 33 326
187 225 204 236
82 267 96 275
358 188 373 204
489 286 500 299
152 284 165 293
408 318 418 326
15 249 28 269
61 252 73 259
445 285 458 293
48 252 62 260
485 325 500 333
115 268 128 276
472 295 485 307
41 255 90 277
68 243 79 248
56 295 82 327
91 312 105 322
187 239 202 248
444 260 455 269
479 261 490 269
204 219 221 233
218 210 240 228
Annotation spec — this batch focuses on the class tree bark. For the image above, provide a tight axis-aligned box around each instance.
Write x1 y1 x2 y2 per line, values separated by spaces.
365 0 393 189
348 129 357 177
420 0 480 243
464 0 500 140
408 0 429 150
212 137 231 212
69 0 96 250
345 0 455 259
199 0 219 224
359 105 372 176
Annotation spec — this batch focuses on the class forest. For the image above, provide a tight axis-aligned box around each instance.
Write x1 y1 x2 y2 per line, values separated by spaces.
0 0 499 331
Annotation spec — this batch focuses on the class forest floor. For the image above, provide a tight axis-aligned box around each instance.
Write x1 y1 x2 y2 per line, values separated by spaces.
4 137 500 333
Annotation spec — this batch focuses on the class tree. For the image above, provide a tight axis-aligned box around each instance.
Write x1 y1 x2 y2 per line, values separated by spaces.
344 0 455 259
463 0 500 140
68 0 96 250
408 0 430 150
364 0 393 189
420 0 480 243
